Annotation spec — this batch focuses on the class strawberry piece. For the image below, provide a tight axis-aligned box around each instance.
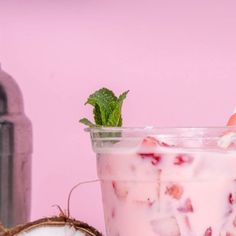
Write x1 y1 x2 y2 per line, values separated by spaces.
150 216 180 236
112 181 129 200
142 136 172 147
139 153 161 166
228 192 236 205
139 136 171 165
227 112 236 126
165 184 184 200
204 227 212 236
229 193 234 204
142 136 159 147
174 154 194 165
178 198 194 213
226 193 235 216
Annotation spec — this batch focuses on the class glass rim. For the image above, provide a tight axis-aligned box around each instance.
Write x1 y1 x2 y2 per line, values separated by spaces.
87 126 236 150
85 126 236 132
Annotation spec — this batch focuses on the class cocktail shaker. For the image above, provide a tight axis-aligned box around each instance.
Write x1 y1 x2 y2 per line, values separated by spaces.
0 65 32 227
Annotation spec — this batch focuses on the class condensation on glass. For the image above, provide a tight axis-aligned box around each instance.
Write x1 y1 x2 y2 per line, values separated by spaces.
0 65 32 227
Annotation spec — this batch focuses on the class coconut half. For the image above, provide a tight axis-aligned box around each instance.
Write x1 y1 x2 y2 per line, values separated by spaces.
0 216 102 236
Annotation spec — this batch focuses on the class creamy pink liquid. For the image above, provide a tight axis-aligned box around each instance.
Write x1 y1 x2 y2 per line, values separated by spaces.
96 136 236 236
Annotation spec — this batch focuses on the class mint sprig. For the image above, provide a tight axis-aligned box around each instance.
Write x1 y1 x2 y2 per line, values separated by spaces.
79 88 129 127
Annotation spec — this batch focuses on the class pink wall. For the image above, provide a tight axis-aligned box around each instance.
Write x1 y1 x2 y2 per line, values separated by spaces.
1 0 236 233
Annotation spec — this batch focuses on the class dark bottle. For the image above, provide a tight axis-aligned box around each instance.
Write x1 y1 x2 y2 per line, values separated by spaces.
0 65 32 227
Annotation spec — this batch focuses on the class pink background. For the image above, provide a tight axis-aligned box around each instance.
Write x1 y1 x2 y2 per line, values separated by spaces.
0 0 236 233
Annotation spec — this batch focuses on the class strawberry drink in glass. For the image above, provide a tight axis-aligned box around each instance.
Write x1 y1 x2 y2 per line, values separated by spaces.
88 127 236 236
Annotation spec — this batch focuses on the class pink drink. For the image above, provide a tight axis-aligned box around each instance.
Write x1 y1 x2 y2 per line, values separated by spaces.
88 127 236 236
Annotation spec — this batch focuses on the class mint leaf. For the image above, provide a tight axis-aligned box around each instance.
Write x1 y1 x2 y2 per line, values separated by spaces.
79 118 96 127
107 90 129 126
80 88 129 127
118 116 122 126
86 88 116 105
118 90 129 103
93 104 102 125
85 88 117 124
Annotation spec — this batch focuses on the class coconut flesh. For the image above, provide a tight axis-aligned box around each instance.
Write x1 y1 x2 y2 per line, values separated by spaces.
0 217 102 236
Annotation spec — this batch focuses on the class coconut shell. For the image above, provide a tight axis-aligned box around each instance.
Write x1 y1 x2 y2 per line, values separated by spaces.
0 216 103 236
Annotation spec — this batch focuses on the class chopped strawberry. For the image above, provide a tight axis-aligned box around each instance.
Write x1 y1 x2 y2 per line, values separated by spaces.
174 154 194 165
229 193 234 204
139 136 171 165
178 198 194 213
142 136 159 147
228 192 236 205
165 184 184 200
204 227 212 236
142 136 172 147
139 153 161 165
150 216 180 236
112 181 129 200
